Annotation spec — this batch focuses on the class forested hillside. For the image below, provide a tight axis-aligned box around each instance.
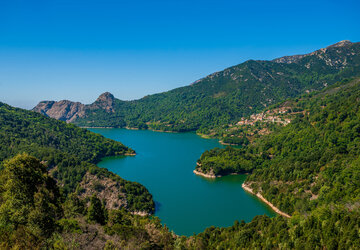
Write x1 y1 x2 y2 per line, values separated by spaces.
34 41 360 133
181 77 360 248
0 102 154 213
198 77 360 214
0 154 174 249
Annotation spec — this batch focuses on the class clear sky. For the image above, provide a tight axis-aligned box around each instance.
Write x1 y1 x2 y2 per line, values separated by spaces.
1 0 359 109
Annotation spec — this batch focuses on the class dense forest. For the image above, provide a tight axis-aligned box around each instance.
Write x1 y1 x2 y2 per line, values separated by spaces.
0 154 174 249
4 41 360 248
168 77 360 248
177 209 360 249
196 77 360 229
35 41 360 135
0 102 154 213
2 152 359 249
3 75 360 247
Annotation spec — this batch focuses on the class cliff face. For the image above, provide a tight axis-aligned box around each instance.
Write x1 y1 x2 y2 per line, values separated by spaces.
33 100 85 122
32 92 115 123
89 92 115 112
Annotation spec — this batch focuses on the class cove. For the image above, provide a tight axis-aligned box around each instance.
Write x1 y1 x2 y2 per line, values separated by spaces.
89 128 276 236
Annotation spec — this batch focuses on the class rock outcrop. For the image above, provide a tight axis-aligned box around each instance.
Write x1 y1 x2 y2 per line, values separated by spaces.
78 172 127 210
33 92 116 123
33 100 85 122
273 40 354 68
89 92 115 112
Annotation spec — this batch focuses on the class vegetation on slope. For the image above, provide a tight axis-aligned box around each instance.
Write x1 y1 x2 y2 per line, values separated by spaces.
180 77 360 248
0 102 154 213
197 78 360 214
176 209 360 249
70 41 360 133
0 154 174 249
3 76 360 247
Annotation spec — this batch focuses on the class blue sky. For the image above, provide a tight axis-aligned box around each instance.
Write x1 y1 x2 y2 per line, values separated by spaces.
1 0 359 109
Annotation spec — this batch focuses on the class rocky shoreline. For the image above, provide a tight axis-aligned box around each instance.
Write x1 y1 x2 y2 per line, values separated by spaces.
242 183 291 218
193 169 221 178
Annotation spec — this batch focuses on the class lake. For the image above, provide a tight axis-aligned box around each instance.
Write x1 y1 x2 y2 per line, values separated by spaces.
89 128 276 236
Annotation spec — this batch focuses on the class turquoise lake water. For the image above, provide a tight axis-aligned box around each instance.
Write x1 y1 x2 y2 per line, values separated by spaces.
89 128 275 236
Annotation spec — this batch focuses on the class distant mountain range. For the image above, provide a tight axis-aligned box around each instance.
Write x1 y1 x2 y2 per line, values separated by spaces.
34 40 360 132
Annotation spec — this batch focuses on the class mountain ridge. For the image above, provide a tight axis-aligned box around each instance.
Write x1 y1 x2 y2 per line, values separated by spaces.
33 41 360 132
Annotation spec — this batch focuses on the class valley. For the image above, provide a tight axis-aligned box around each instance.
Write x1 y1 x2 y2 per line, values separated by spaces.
2 41 360 248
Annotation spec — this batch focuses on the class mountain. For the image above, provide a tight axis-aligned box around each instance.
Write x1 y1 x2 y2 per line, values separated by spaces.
33 92 115 122
0 102 154 213
34 41 360 132
179 77 360 248
197 77 360 213
33 100 85 122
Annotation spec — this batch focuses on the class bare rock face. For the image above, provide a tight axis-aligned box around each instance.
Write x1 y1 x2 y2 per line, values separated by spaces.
33 92 115 122
33 100 85 122
89 92 115 112
78 172 127 210
327 40 352 48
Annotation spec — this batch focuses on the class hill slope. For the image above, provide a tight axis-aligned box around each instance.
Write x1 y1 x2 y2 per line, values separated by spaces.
197 77 360 215
34 41 360 132
0 102 154 213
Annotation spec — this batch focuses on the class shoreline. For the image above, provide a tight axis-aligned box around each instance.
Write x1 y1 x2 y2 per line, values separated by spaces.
124 153 136 156
242 183 291 218
194 162 242 178
84 126 180 134
193 169 221 178
193 166 242 178
80 126 115 129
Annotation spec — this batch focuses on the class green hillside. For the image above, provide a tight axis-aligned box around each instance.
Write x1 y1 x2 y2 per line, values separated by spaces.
70 41 360 132
0 154 174 249
178 77 360 248
0 102 154 213
198 77 360 214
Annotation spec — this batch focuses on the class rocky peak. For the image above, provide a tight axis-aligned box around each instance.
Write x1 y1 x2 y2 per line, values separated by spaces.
327 40 352 48
96 92 115 102
90 92 115 112
32 100 85 122
272 40 355 64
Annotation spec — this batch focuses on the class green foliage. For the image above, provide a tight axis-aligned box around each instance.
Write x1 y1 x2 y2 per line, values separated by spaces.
179 206 360 249
57 218 82 234
198 78 360 215
0 154 62 247
198 146 261 175
0 102 155 213
74 42 360 134
87 194 107 225
63 193 86 218
222 135 249 145
0 155 172 249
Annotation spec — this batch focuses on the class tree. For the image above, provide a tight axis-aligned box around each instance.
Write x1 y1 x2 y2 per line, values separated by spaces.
0 153 62 247
87 194 107 225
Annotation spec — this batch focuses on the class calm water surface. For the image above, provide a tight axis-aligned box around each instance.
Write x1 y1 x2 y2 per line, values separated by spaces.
90 128 275 236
